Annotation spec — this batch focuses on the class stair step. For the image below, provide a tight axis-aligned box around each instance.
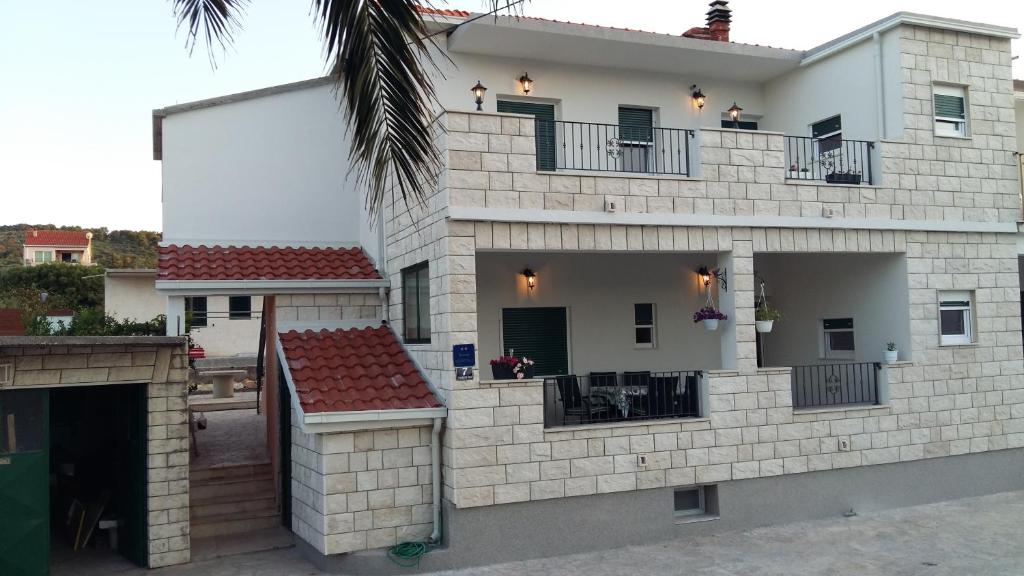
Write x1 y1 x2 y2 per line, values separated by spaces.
191 463 272 483
191 495 278 519
190 509 281 538
190 478 275 501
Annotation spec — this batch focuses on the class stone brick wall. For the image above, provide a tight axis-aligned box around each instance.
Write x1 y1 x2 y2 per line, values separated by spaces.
0 340 191 568
275 292 382 324
290 418 434 554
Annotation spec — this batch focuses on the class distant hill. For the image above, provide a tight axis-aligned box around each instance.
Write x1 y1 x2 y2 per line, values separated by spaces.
0 224 161 269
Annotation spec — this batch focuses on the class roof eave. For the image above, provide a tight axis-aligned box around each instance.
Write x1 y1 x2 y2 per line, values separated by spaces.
155 278 389 295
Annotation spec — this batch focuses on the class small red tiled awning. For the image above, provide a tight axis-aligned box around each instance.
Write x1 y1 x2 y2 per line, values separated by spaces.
279 326 442 413
23 229 90 247
157 245 382 282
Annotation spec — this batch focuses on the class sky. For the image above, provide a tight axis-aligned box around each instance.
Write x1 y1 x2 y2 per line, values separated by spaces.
0 1 1021 232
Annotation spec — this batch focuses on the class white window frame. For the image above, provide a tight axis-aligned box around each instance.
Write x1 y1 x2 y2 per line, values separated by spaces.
618 106 657 173
939 291 973 346
34 250 52 263
933 84 968 138
821 318 855 360
634 303 656 349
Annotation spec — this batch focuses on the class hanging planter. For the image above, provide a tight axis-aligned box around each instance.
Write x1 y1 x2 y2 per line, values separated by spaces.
884 341 898 364
755 320 774 333
693 306 727 332
755 278 783 334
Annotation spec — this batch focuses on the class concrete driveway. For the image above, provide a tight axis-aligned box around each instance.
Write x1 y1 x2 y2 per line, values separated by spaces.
154 491 1024 576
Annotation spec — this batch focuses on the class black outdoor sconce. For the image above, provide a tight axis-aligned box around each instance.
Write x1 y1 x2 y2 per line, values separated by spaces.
698 266 728 292
727 101 743 127
690 85 705 110
522 268 537 291
519 72 533 95
471 80 487 111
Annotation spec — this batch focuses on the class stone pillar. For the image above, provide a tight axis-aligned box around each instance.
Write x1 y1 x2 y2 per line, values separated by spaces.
730 234 757 374
716 251 737 371
166 296 185 337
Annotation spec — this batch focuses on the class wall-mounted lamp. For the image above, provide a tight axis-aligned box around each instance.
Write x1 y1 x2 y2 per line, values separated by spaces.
727 101 743 127
522 268 537 291
697 266 728 292
471 80 487 111
519 72 533 95
690 85 705 110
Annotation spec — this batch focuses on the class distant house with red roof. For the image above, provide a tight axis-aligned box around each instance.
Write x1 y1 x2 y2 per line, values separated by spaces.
22 229 93 265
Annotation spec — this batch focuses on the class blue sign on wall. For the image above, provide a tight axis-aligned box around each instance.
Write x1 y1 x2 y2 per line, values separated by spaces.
452 344 476 368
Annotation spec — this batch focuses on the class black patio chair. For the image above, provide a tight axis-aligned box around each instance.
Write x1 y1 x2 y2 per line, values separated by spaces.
622 371 651 417
588 371 618 388
554 375 610 424
648 375 681 418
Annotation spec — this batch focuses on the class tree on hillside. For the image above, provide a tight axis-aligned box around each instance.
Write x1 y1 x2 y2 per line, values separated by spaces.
171 0 520 219
0 263 104 310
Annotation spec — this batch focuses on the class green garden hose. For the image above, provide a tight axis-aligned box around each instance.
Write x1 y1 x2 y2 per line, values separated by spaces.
387 513 442 568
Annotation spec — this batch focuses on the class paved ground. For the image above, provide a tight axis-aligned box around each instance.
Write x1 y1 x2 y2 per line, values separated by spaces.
133 491 1023 575
190 392 269 468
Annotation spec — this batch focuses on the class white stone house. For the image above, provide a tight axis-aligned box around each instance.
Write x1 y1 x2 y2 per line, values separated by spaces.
153 3 1024 572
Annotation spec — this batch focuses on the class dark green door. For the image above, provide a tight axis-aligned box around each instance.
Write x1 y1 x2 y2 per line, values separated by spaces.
114 384 148 567
0 389 50 576
501 307 569 376
496 100 556 171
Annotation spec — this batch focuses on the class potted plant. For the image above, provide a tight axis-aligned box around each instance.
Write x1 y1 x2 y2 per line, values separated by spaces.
884 341 898 364
693 306 727 331
825 169 862 185
489 356 535 380
755 304 782 333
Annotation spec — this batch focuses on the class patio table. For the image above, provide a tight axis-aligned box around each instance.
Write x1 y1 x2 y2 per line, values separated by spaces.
590 385 647 418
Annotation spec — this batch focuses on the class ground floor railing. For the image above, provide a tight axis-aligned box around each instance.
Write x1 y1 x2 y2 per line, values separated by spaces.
790 362 881 409
544 370 701 427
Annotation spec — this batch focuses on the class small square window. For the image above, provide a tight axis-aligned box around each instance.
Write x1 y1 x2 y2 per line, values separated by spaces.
673 485 718 521
933 84 967 137
634 303 655 349
229 296 251 320
939 291 973 346
822 318 855 360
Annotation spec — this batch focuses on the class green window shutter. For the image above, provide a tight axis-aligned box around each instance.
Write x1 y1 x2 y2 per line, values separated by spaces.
811 115 842 138
496 101 556 171
618 107 653 142
501 307 569 376
934 94 965 119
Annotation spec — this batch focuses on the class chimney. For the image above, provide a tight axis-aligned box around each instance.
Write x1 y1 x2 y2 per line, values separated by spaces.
32 230 38 237
705 0 731 42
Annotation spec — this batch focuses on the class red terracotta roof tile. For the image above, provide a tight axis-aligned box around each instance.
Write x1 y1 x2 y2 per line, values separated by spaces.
157 245 382 282
280 326 442 413
416 5 470 18
23 229 91 247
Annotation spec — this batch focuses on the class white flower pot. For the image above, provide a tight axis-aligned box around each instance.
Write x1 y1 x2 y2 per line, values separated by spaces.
755 320 774 333
884 350 898 363
702 319 720 331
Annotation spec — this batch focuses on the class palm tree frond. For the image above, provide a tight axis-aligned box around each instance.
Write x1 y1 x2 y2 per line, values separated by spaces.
172 0 248 58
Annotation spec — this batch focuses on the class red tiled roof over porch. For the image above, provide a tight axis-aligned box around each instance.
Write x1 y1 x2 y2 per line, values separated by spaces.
157 245 382 281
279 326 442 413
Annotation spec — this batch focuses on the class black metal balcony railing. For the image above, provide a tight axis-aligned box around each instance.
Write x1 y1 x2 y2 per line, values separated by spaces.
538 120 695 176
544 370 701 427
784 135 874 185
790 362 881 409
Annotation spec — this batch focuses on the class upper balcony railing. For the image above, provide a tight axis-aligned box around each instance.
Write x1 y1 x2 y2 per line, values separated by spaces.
539 120 695 176
784 135 874 185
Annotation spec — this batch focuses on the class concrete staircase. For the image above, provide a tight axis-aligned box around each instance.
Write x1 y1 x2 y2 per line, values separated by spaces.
190 462 279 539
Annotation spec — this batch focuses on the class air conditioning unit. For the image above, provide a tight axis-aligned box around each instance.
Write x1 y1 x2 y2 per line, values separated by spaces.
0 364 11 387
605 195 623 213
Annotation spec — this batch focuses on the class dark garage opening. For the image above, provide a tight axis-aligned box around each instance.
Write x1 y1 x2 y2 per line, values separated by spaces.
49 384 148 575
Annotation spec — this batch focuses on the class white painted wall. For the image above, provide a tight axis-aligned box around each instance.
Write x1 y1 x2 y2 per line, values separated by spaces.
105 274 166 322
476 252 722 375
754 253 911 366
431 52 766 132
1015 97 1024 153
160 83 381 265
188 295 264 357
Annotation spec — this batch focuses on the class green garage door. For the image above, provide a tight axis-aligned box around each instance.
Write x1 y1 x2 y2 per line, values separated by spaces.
0 390 50 576
496 100 556 171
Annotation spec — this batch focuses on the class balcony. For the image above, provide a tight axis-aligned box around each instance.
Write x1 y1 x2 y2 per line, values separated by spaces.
539 119 695 176
783 135 875 185
543 370 702 427
790 362 881 409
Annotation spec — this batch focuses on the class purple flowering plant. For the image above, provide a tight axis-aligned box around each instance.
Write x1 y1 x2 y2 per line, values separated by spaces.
692 306 728 323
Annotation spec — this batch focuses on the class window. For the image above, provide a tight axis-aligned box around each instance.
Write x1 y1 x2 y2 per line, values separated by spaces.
618 107 654 173
501 307 569 376
229 296 251 320
634 303 656 348
939 291 973 345
933 84 967 137
497 100 556 171
811 115 842 155
822 318 855 359
33 251 52 263
720 119 759 130
673 485 718 520
186 296 208 328
402 262 430 344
